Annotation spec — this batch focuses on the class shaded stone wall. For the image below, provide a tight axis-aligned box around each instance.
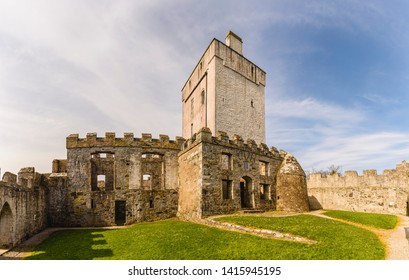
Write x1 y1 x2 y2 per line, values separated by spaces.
0 168 47 248
178 128 283 220
64 132 183 226
307 161 409 215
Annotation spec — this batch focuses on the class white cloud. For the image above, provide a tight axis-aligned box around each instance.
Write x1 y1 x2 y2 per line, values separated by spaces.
299 131 409 173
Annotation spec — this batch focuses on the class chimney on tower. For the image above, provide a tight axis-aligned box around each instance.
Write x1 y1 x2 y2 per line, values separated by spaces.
225 31 243 55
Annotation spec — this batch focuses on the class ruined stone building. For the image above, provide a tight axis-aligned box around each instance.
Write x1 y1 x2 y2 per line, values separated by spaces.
0 31 310 249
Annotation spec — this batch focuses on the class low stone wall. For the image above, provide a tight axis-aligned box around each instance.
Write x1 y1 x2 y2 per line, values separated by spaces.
307 161 409 215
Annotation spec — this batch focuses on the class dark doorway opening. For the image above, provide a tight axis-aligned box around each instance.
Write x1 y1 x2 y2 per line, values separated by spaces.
115 200 126 226
240 176 252 209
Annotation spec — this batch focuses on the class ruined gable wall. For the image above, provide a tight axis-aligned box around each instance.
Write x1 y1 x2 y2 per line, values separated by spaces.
65 132 183 226
0 169 47 248
307 161 409 215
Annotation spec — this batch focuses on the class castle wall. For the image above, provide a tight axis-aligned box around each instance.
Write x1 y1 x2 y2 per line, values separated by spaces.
307 161 409 215
64 132 183 226
178 128 281 220
0 169 47 248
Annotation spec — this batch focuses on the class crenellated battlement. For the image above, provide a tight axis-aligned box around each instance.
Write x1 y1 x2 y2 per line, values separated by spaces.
308 161 409 188
66 132 186 150
181 127 280 158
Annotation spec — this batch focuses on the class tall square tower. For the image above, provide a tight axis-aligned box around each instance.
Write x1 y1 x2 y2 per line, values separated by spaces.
181 31 266 144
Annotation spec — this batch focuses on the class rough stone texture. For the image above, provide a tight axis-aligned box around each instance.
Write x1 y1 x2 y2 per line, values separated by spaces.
0 169 47 248
276 152 310 213
64 132 182 226
178 128 300 220
181 32 266 144
307 161 409 215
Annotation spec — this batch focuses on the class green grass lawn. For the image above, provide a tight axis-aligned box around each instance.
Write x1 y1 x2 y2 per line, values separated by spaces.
216 214 385 260
26 214 385 260
323 210 399 229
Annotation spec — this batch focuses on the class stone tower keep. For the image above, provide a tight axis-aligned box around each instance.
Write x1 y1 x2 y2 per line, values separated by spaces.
181 31 266 144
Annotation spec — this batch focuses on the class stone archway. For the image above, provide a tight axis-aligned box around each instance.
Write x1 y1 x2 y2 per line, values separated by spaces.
240 176 253 209
0 202 13 248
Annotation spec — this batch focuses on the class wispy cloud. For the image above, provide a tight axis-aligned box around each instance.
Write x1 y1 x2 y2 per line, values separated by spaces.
1 0 409 175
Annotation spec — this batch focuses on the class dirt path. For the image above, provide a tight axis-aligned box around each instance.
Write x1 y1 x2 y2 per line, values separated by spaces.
308 210 409 260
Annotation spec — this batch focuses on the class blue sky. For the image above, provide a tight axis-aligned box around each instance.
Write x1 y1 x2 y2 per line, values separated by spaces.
1 0 409 175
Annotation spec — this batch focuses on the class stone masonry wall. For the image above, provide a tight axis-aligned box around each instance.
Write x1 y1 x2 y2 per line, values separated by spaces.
65 132 183 226
276 152 310 213
307 161 409 215
178 128 282 220
0 168 47 248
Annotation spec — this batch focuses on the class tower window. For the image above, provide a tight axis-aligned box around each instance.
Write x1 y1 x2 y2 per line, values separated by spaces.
201 90 205 105
191 98 194 119
251 99 254 108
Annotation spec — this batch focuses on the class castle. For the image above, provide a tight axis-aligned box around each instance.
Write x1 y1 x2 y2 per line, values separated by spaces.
0 31 310 249
3 31 408 251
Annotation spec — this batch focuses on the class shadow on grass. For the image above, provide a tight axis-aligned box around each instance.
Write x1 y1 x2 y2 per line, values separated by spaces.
25 229 114 260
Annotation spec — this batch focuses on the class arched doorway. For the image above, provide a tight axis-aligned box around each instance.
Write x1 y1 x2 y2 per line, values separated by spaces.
0 202 13 248
240 176 253 209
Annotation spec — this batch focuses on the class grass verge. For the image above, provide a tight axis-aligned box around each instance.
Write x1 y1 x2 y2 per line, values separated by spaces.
323 210 398 229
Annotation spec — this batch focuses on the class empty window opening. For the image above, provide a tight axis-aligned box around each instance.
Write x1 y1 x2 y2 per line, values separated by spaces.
143 174 151 181
191 98 194 119
251 99 254 108
142 153 162 159
91 199 96 209
201 90 205 105
92 152 114 159
260 184 270 200
222 180 232 200
97 174 106 189
259 161 268 176
191 123 194 137
221 153 232 170
149 199 154 208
